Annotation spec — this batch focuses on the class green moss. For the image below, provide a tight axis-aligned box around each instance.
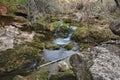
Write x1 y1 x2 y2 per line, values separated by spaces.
51 21 60 28
44 42 60 50
49 70 76 80
13 68 49 80
65 42 74 50
0 45 40 72
72 25 115 44
26 68 48 80
63 18 73 23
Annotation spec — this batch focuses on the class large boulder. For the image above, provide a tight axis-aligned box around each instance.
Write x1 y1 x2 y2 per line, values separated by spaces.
72 25 118 44
90 44 120 80
70 44 120 80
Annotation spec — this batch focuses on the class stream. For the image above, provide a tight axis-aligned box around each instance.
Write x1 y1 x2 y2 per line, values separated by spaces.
0 20 80 79
42 20 80 73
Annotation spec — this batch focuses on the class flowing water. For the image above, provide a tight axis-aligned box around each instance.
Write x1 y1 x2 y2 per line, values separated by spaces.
42 21 79 73
0 20 79 78
43 25 78 62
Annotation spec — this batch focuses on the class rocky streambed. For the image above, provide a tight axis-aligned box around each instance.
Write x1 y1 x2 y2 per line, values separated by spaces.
0 0 120 79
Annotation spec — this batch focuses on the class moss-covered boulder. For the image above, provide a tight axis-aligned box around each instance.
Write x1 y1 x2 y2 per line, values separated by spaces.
72 25 118 44
0 45 41 73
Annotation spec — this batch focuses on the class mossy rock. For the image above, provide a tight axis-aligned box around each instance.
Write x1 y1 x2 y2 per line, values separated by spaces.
64 42 74 50
49 70 76 80
72 25 117 44
13 68 49 80
45 42 60 50
0 45 41 73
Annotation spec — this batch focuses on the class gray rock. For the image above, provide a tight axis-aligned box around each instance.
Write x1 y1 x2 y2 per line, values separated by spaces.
70 54 93 80
70 44 120 80
58 61 69 72
0 25 35 51
0 36 14 51
90 46 120 80
109 19 120 36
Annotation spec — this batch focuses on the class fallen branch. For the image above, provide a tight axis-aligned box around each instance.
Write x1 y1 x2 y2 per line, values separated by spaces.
37 56 70 70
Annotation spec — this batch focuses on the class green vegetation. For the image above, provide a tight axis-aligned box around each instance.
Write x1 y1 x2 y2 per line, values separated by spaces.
0 0 27 12
0 45 41 72
49 70 76 80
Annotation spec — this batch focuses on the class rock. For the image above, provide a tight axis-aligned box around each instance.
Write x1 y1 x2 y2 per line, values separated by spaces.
109 19 120 36
15 31 35 44
70 44 120 80
48 71 76 80
0 25 18 51
58 61 69 72
70 54 93 80
0 36 14 51
45 42 60 50
0 25 35 51
72 25 117 44
12 68 49 80
64 42 74 50
90 45 120 80
0 3 7 15
101 44 120 56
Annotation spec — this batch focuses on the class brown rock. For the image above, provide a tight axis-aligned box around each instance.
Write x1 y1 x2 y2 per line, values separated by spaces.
0 3 7 15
